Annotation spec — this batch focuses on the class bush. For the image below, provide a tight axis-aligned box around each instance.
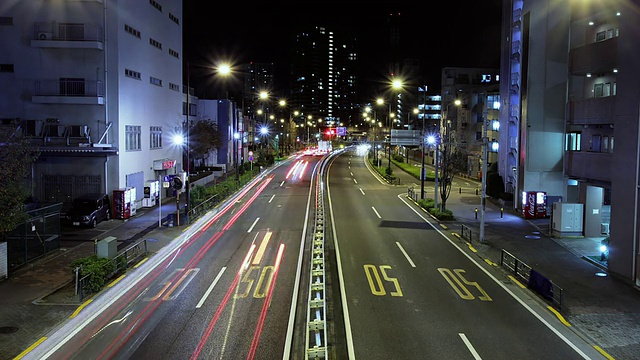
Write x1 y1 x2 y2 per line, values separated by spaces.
418 198 435 210
70 255 114 293
429 207 455 220
392 154 404 162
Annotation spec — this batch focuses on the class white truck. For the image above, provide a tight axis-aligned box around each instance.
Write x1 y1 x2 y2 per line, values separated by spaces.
316 140 332 155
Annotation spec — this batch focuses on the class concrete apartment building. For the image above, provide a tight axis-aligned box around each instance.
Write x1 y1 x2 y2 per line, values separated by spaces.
0 0 185 207
500 0 640 285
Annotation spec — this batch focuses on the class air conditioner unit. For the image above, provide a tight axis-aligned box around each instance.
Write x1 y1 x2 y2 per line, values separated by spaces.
37 32 53 40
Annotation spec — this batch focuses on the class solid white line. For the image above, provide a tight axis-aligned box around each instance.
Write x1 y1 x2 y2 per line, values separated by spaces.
247 217 260 233
280 180 285 187
359 188 365 195
328 169 357 360
268 194 275 203
396 242 416 268
459 333 482 360
371 206 382 219
196 267 226 309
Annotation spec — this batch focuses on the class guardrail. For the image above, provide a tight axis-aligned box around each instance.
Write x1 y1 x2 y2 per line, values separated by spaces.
500 249 563 310
305 157 330 359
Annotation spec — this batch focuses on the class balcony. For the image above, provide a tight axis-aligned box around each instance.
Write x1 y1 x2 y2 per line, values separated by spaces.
568 96 614 125
31 23 104 50
32 79 104 105
565 151 611 182
569 37 618 75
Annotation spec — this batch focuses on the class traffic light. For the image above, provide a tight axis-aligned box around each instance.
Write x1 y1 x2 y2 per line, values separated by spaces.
172 176 183 190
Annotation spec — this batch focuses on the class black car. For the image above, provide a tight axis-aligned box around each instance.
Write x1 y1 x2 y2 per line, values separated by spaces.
65 193 111 228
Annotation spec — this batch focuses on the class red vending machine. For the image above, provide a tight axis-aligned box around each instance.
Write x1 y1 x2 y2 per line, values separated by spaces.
522 191 547 219
113 188 132 219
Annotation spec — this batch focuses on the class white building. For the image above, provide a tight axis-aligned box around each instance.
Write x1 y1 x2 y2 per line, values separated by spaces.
0 0 185 207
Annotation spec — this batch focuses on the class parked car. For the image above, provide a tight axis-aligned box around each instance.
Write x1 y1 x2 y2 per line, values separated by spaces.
65 193 111 228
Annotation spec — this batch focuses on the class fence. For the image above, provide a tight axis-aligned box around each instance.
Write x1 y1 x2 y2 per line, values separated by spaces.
500 249 563 311
75 239 148 302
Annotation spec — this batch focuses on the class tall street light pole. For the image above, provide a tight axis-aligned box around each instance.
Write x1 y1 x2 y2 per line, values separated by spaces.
185 61 191 223
420 87 427 199
479 93 488 243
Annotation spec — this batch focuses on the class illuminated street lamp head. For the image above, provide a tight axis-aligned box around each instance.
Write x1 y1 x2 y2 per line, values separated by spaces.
376 98 384 106
392 79 403 90
260 126 269 135
217 63 232 76
233 132 240 140
173 134 185 145
426 134 436 145
454 99 462 106
259 91 269 100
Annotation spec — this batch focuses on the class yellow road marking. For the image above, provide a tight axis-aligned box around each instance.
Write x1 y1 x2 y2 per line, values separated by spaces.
107 274 126 287
440 224 448 230
13 336 47 359
508 275 526 288
593 345 615 359
134 257 148 268
253 231 272 265
452 232 461 238
69 299 93 319
484 259 497 266
466 243 477 253
547 306 572 327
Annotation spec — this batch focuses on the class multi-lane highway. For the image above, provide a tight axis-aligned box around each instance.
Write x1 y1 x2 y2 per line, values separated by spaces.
25 146 603 360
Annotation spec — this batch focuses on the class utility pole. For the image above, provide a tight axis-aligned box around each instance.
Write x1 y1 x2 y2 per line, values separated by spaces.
480 94 488 243
185 61 190 224
420 87 426 199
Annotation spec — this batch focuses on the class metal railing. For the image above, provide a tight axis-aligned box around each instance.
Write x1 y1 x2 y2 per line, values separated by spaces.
75 239 148 302
34 79 104 97
305 158 329 359
500 249 563 310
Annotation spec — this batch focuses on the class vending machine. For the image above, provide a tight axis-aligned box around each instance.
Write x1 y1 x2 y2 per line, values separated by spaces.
113 187 136 219
522 191 547 219
142 180 159 208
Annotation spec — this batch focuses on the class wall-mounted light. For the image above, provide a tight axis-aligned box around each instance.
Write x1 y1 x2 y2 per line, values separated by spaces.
490 140 499 152
586 73 592 77
492 120 500 131
613 68 618 73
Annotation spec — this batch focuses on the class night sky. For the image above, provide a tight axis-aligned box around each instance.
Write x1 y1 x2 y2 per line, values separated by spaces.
183 2 503 100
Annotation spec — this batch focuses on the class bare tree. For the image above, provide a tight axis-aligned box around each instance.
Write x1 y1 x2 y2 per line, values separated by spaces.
438 144 468 211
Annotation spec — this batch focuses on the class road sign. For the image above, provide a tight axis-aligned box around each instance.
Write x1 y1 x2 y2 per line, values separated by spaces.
248 151 254 162
391 130 421 146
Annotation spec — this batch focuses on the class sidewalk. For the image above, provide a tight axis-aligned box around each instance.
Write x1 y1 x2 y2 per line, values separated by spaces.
388 155 640 360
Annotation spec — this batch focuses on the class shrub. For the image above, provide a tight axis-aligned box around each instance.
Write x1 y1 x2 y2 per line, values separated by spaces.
418 198 435 210
429 207 455 220
70 255 113 293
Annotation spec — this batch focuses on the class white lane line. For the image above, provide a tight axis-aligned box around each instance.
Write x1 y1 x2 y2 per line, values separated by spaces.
371 206 382 219
196 267 227 309
350 172 353 176
396 242 416 268
359 188 365 195
247 217 260 233
280 180 285 187
268 194 275 203
459 333 482 359
353 178 358 184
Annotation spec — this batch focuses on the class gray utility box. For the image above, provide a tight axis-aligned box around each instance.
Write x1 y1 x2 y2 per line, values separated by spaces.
97 236 117 259
552 203 584 237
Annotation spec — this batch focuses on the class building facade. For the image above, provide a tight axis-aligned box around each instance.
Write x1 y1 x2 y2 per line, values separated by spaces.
500 0 640 284
0 0 185 207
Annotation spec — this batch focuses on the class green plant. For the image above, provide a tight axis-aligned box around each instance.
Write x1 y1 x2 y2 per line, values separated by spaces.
70 255 113 293
429 207 455 220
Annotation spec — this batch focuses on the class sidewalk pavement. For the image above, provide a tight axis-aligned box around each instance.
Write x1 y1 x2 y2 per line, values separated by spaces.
388 156 640 360
2 153 640 359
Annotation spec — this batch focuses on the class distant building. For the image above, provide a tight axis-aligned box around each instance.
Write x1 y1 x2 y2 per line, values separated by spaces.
500 0 640 284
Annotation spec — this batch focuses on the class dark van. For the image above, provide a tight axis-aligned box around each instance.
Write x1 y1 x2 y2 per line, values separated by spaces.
65 193 111 228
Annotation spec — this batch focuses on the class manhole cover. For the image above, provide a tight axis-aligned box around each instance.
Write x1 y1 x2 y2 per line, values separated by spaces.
0 326 19 334
525 235 541 239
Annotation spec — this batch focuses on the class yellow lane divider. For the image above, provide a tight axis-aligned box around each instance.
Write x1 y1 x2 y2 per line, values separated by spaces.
593 345 615 359
13 336 47 360
439 224 448 230
484 259 498 266
547 306 572 327
466 243 477 253
452 232 461 238
134 257 149 268
69 298 93 319
508 275 526 288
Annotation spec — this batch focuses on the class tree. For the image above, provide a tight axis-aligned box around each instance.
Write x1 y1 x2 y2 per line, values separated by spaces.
439 145 467 212
0 124 40 237
189 119 222 166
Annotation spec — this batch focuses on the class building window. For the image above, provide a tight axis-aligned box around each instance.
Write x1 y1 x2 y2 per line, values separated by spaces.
594 83 603 97
150 38 162 50
149 0 162 12
150 76 162 86
0 17 13 26
169 49 179 58
169 13 180 25
169 83 180 91
125 125 141 151
124 24 141 38
125 68 141 80
565 132 581 151
596 31 606 42
592 135 601 152
602 136 609 152
150 126 162 149
0 64 14 72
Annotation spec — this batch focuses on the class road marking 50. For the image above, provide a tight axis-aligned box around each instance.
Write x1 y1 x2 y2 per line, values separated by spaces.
363 264 403 297
438 268 492 301
236 265 275 299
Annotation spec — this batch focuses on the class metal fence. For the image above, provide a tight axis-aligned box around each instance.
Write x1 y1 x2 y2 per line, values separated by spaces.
500 249 563 311
75 239 148 302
